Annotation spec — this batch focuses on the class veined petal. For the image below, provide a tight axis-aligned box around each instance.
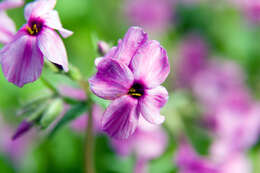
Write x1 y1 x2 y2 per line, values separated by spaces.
0 11 16 44
139 86 168 124
113 26 148 65
43 10 73 38
130 40 170 88
102 95 139 139
37 28 68 71
0 0 24 10
0 33 44 87
95 46 118 67
24 0 56 20
89 58 134 100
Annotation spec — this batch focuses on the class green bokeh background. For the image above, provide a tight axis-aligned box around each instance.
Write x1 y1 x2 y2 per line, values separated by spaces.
1 0 260 173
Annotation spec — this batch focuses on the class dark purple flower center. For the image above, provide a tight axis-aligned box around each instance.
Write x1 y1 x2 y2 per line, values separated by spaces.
26 19 44 36
128 83 144 99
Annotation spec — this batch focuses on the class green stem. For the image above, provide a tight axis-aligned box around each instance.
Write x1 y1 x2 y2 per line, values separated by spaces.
40 77 58 94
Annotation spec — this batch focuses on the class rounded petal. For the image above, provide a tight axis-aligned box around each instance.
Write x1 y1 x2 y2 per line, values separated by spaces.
102 95 139 139
113 26 148 65
89 58 134 100
0 11 16 44
24 0 56 20
0 0 24 10
37 28 68 71
139 86 168 124
130 40 170 88
0 33 44 87
42 10 73 38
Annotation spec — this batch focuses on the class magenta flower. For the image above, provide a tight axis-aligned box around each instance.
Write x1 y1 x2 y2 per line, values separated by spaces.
176 34 208 88
112 117 168 173
89 27 170 139
0 0 24 44
0 0 73 87
125 0 173 32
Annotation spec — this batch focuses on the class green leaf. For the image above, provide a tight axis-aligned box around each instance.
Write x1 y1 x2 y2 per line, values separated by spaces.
49 102 87 137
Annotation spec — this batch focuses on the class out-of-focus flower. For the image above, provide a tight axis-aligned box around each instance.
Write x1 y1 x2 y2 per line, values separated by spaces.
125 0 174 32
0 116 34 163
192 59 245 110
176 34 208 87
89 26 170 139
0 0 23 10
0 0 73 87
0 0 24 44
112 117 168 173
175 137 218 173
175 137 252 173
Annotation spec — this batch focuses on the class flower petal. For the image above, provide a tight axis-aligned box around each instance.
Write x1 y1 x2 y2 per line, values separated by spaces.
130 40 170 88
0 32 44 87
37 28 68 71
113 26 148 65
42 10 73 38
139 86 168 124
102 95 139 139
89 58 134 100
0 11 16 44
0 0 24 10
24 0 56 20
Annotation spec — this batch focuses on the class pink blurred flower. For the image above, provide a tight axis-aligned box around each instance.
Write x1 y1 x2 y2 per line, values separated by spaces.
125 0 174 32
89 26 170 139
0 116 34 163
176 34 208 87
0 0 24 44
175 137 252 173
0 0 73 87
112 117 168 173
192 59 245 109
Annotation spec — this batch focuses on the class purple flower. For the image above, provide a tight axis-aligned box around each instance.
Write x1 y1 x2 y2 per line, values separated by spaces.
0 0 24 10
89 26 170 139
0 0 73 87
125 0 174 32
0 0 24 44
176 34 208 87
112 117 168 173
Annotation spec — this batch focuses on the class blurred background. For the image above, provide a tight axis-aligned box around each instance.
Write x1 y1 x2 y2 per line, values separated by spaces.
1 0 260 172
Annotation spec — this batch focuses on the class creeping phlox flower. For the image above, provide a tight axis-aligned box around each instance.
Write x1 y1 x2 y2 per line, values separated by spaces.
112 117 168 173
175 137 252 173
89 26 170 139
0 0 73 87
0 0 24 44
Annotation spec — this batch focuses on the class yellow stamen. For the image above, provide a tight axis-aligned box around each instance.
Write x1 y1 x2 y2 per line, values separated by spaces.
130 93 142 97
26 25 34 35
33 24 38 33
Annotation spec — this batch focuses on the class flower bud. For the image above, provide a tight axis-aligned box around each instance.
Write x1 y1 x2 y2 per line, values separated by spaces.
40 98 63 128
97 41 110 56
12 120 33 140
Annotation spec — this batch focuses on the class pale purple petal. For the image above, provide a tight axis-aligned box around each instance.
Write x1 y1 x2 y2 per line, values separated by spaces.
139 86 168 124
37 28 69 71
0 0 24 10
89 58 134 100
113 26 148 65
24 0 56 20
0 31 44 87
42 10 73 38
102 95 139 139
130 40 170 88
0 11 16 44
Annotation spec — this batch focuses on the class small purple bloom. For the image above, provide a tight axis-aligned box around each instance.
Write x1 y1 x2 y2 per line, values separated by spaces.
176 34 208 87
0 0 24 44
0 0 73 87
89 26 170 139
125 0 174 32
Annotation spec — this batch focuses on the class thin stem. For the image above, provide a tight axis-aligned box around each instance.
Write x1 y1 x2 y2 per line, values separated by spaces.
40 77 58 94
85 100 95 173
